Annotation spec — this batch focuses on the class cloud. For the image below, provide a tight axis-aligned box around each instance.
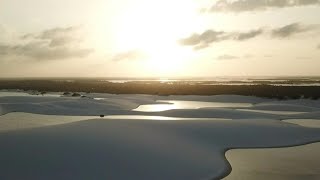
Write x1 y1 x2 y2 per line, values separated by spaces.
40 27 82 47
180 23 319 50
271 23 317 38
0 43 93 60
179 29 262 49
216 54 253 60
317 44 320 49
22 26 82 47
235 29 263 40
178 30 228 46
0 26 93 60
193 44 210 51
111 50 146 61
216 54 239 60
210 0 320 12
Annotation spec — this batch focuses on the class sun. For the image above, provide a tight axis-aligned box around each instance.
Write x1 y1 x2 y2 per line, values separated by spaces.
113 0 198 76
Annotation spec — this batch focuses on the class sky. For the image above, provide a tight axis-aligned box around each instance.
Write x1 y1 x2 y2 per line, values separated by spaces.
0 0 320 78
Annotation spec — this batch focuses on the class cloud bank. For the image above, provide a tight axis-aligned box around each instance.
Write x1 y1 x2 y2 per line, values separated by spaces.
271 23 317 38
179 29 263 50
180 23 319 50
0 26 93 61
210 0 320 12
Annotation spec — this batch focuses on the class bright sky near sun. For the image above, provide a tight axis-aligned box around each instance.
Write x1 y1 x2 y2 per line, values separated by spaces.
0 0 320 77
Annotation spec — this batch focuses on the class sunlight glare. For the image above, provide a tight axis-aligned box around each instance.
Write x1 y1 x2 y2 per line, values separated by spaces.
114 0 198 75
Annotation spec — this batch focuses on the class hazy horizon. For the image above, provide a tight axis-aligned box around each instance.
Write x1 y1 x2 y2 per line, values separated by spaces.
1 75 320 81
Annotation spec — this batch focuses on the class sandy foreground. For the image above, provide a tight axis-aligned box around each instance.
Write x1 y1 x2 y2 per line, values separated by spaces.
0 91 319 179
225 143 320 180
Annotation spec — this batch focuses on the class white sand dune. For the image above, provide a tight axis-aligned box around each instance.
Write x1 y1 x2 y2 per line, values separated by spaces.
236 109 307 115
224 143 320 180
246 103 320 112
0 91 30 97
259 99 320 109
0 118 319 180
158 94 269 104
0 112 232 132
0 91 320 179
1 92 320 119
283 119 320 128
0 112 97 132
284 111 320 120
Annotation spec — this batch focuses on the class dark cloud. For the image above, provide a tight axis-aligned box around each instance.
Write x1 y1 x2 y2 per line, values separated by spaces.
39 27 77 38
235 29 263 41
271 23 316 38
0 45 10 55
179 29 262 49
0 26 93 60
216 54 253 60
178 30 228 46
112 50 146 61
217 55 239 60
178 34 202 46
0 25 8 38
22 26 81 47
193 44 210 51
180 23 319 50
210 0 320 12
0 43 93 60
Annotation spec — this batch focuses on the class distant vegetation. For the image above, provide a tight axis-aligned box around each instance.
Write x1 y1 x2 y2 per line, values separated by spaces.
0 79 319 99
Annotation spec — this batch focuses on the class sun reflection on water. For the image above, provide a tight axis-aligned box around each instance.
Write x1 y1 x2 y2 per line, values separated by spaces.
133 100 252 112
133 104 178 112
